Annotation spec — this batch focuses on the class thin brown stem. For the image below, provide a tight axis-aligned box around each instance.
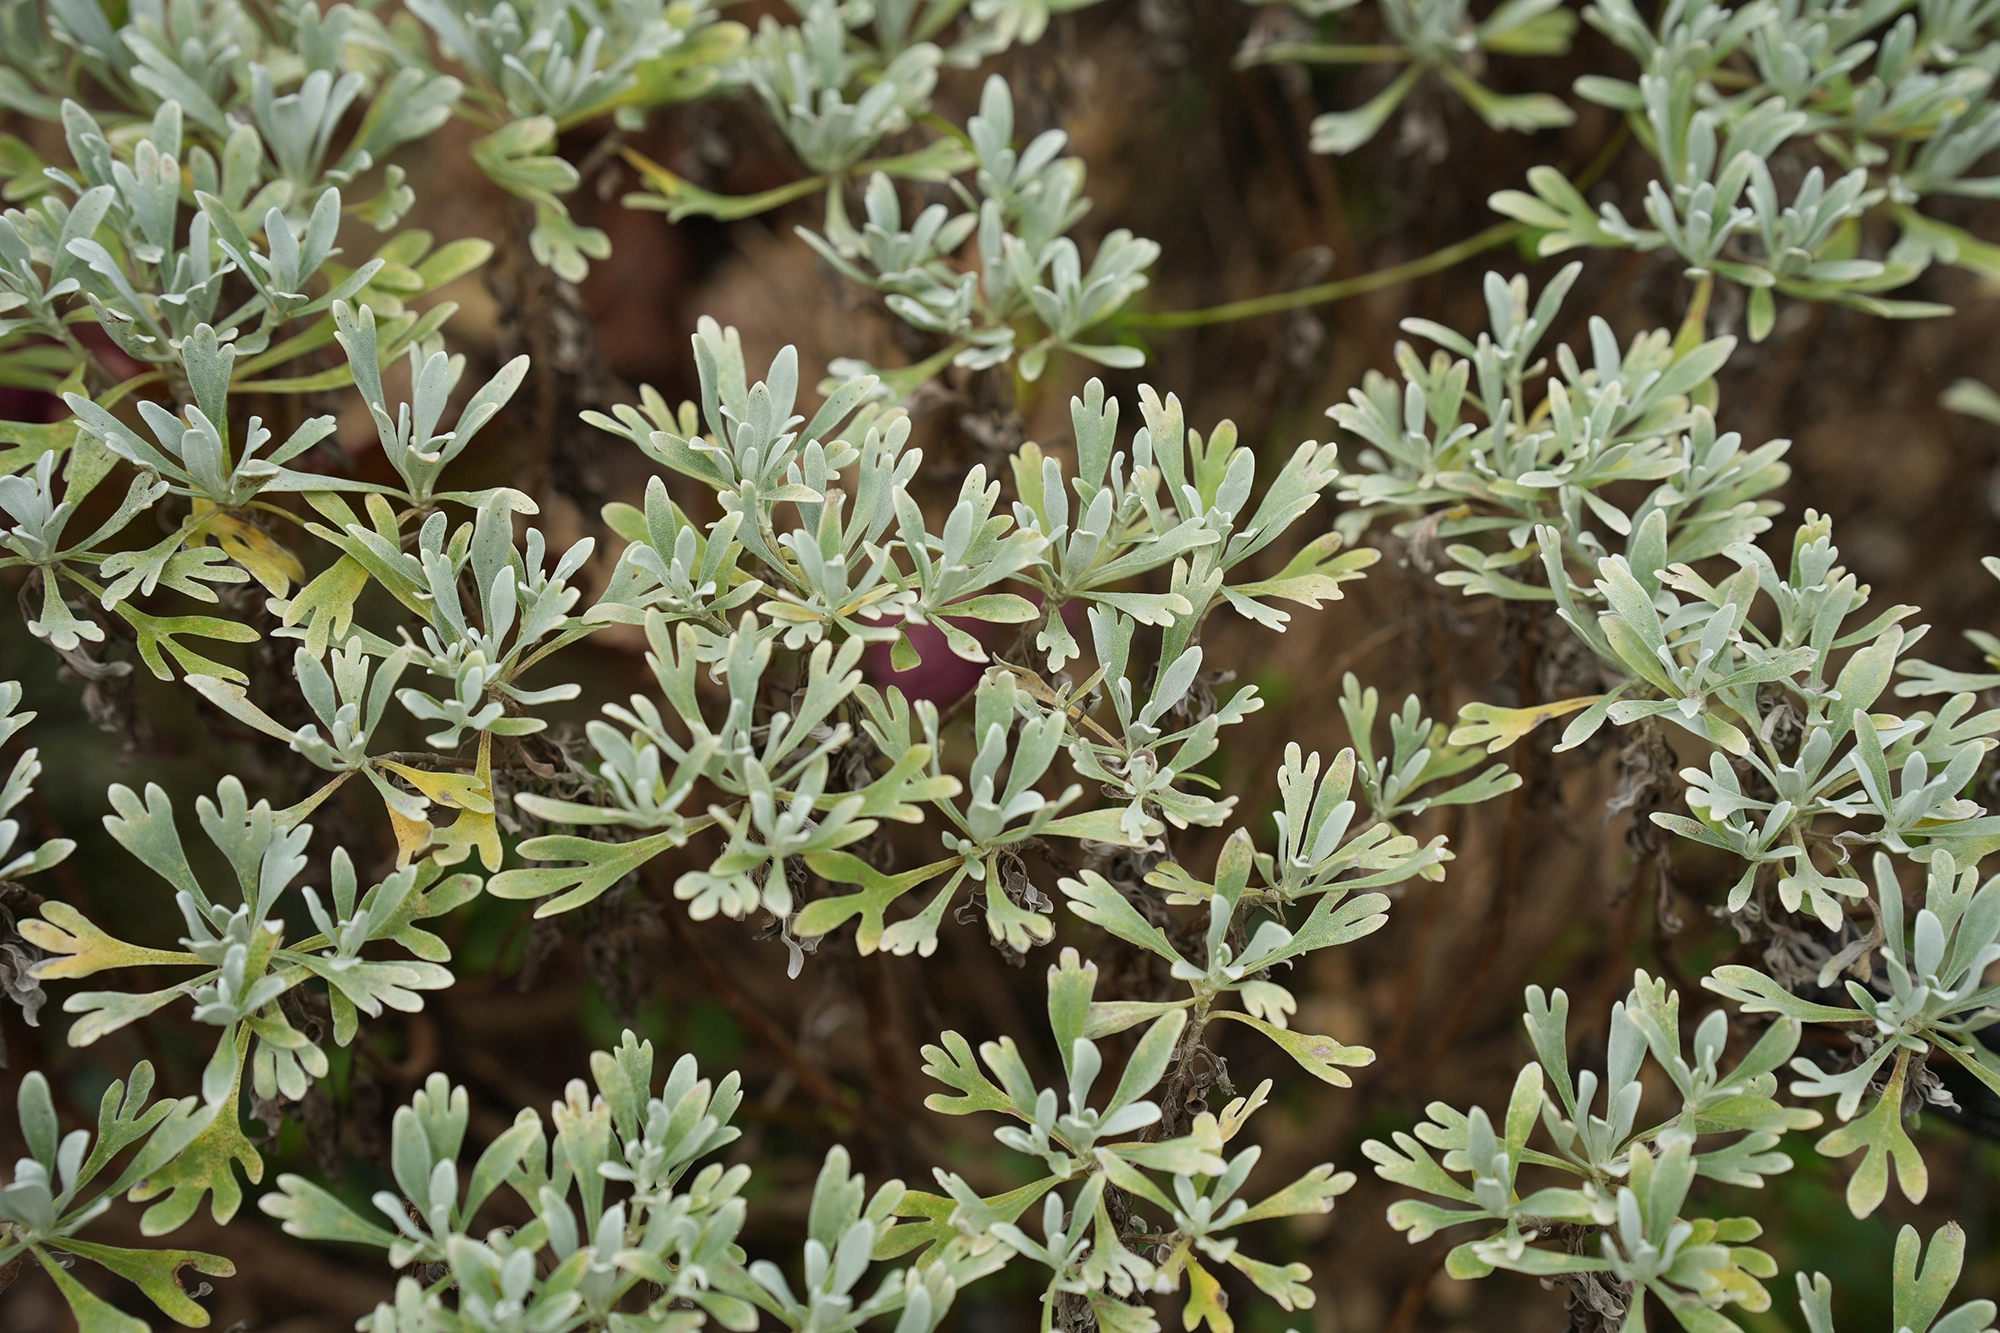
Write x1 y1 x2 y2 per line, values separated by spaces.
1420 612 1541 1065
1380 1245 1450 1333
655 882 852 1117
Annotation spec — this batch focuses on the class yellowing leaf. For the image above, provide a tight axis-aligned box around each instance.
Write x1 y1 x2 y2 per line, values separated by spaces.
430 734 502 871
277 772 355 829
1226 1251 1317 1312
795 852 964 953
1213 1010 1374 1086
56 1238 236 1327
33 1248 150 1333
1182 1256 1234 1333
376 760 496 815
1234 1162 1354 1224
194 504 305 597
384 800 434 869
1816 1051 1927 1218
127 1047 264 1234
21 902 199 980
274 554 369 657
1449 695 1603 754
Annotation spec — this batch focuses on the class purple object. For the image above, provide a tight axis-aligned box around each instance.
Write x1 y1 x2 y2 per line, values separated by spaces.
861 618 989 703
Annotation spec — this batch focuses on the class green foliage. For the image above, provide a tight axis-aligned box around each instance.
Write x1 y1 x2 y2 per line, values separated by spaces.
263 1034 783 1332
634 74 1159 383
5 0 2000 1330
1326 260 2000 1328
1366 972 1812 1287
1480 0 1997 333
23 775 472 1107
1236 0 1578 153
918 948 1351 1331
1 1059 236 1327
1232 0 2000 334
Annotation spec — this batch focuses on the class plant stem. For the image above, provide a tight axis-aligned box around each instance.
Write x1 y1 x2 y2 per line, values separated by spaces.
1420 606 1541 1066
99 371 165 409
1127 124 1631 332
1674 271 1714 354
1234 41 1407 66
1122 221 1526 330
878 340 964 397
654 880 857 1124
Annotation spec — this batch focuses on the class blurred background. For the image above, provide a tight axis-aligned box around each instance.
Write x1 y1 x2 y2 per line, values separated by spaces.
4 0 2000 1328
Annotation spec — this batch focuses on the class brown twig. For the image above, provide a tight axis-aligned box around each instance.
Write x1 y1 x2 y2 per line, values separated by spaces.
654 878 852 1117
1380 1245 1450 1333
1419 609 1542 1065
1369 803 1464 1085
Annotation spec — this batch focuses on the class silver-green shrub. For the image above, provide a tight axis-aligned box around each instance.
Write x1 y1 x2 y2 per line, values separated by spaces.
3 0 2000 1331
